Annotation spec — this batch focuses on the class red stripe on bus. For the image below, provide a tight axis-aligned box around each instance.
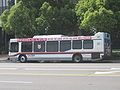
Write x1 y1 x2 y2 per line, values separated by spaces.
17 52 104 54
17 36 93 42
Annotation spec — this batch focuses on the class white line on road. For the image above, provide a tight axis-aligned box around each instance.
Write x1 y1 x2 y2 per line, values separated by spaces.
94 67 120 75
94 71 120 74
25 68 110 71
0 68 17 70
0 81 32 84
95 71 114 74
111 68 120 70
0 66 111 68
0 72 120 77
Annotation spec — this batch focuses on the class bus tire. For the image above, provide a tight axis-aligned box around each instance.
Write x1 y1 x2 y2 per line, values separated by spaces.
18 55 27 63
72 54 82 63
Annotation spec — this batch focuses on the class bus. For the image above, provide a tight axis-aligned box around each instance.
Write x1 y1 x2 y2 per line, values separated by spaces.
9 32 111 63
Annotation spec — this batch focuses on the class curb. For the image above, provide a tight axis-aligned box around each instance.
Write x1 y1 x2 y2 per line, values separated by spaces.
0 57 8 61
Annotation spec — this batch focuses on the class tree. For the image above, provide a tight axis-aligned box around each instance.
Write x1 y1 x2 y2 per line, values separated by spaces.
54 6 78 35
105 0 120 48
36 2 78 35
81 7 117 33
7 1 36 37
0 10 10 32
36 2 51 34
75 0 120 48
75 0 117 35
1 0 77 37
0 0 45 37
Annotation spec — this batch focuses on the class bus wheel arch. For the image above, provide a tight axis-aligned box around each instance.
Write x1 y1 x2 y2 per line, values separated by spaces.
18 54 27 63
72 53 83 63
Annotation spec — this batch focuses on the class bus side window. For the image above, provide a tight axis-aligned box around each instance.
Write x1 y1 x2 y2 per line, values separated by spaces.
83 40 93 49
21 42 32 52
60 40 71 52
46 41 58 52
34 41 45 52
73 40 82 49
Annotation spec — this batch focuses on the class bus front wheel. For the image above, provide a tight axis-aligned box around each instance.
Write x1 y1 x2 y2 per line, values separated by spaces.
72 54 82 63
18 55 27 63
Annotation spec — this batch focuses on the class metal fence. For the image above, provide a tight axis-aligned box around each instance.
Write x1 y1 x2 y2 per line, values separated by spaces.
0 0 8 54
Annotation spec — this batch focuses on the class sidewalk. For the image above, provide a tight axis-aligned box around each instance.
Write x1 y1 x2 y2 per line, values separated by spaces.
0 54 9 61
102 59 120 63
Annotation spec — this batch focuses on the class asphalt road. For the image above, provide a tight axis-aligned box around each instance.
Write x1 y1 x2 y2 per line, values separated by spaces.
0 63 120 90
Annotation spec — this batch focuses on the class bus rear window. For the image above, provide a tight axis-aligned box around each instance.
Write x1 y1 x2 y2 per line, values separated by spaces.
10 42 18 52
83 40 93 49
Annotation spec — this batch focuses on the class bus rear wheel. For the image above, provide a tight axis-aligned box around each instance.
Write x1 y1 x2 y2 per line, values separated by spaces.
18 55 27 63
72 54 82 63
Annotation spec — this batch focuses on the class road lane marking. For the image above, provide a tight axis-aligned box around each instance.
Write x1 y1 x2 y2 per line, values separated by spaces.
0 72 120 77
0 66 111 68
94 68 120 74
111 68 120 70
0 68 17 70
0 81 32 84
95 71 114 74
94 71 120 74
0 63 116 67
25 68 110 71
0 67 110 71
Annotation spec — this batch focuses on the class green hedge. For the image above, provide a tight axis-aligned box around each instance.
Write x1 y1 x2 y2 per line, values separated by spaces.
111 51 120 60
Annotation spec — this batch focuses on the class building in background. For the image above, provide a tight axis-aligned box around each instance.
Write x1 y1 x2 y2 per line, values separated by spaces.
0 0 8 15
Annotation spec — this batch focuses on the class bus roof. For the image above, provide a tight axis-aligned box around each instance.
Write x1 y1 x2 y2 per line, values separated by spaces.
10 32 108 42
33 35 64 38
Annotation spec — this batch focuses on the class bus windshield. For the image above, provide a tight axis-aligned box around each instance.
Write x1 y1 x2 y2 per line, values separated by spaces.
10 42 19 52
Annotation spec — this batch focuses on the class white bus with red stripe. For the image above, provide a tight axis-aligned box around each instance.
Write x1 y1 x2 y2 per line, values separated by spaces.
9 32 111 63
